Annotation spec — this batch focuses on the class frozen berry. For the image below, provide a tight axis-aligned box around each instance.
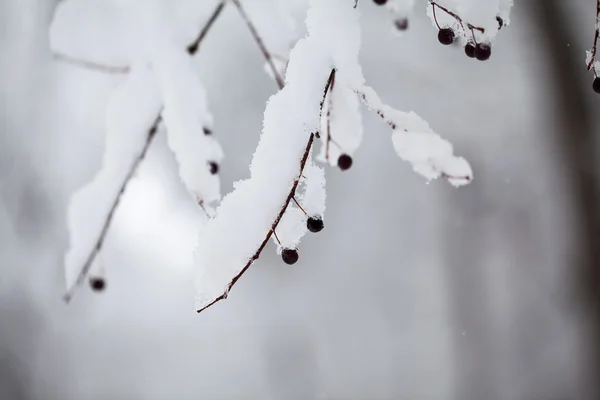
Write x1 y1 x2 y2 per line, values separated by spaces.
209 161 219 175
394 18 409 31
89 277 106 292
593 77 600 94
464 43 476 58
337 154 353 171
203 127 212 135
438 28 455 45
307 217 324 233
373 0 387 5
281 248 299 265
475 43 492 61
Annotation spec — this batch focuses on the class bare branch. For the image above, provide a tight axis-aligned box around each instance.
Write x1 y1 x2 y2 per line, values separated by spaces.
64 2 225 302
196 69 336 313
52 52 130 74
230 0 286 89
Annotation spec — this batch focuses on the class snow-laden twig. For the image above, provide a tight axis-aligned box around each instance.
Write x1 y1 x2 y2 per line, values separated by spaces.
195 69 336 313
230 0 285 89
356 85 472 186
63 4 225 302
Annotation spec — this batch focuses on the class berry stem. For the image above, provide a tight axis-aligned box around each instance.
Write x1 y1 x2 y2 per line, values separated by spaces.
292 197 309 216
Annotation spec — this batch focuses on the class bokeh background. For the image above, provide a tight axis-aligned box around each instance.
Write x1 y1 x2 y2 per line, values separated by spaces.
1 0 599 399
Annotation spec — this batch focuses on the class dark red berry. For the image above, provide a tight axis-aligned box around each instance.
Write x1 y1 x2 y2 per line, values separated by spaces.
89 277 106 292
464 43 476 58
475 43 492 61
307 217 324 233
209 162 219 175
593 77 600 94
437 28 455 45
394 18 409 31
337 154 353 171
281 248 299 265
203 127 212 135
373 0 387 5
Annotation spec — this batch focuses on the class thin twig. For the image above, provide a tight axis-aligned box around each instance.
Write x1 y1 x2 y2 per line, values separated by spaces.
230 0 286 89
196 69 336 313
64 2 226 302
587 0 600 71
188 1 227 55
52 52 130 74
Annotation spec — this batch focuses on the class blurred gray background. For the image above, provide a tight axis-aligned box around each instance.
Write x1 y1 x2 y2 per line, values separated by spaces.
1 0 599 399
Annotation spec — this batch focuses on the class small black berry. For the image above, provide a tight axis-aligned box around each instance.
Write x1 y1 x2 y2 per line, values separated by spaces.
394 18 409 31
89 277 106 292
373 0 387 5
281 248 299 265
203 127 212 135
593 77 600 94
464 43 476 58
337 154 353 171
437 28 455 46
496 16 504 29
209 161 219 175
307 217 324 233
475 43 492 61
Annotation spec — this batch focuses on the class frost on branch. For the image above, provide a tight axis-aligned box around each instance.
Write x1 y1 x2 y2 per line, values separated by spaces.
64 62 162 301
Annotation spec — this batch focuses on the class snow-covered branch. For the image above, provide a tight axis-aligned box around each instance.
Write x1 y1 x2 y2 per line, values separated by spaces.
61 3 226 302
195 0 472 314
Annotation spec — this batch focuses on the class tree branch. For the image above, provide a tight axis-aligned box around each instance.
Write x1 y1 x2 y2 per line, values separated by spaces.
63 2 225 302
52 52 130 74
196 68 336 313
230 0 286 89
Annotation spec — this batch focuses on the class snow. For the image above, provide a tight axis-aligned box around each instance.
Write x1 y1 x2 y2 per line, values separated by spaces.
64 61 162 292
